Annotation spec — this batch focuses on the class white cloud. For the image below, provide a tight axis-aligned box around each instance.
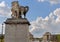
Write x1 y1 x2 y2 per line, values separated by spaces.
0 1 11 18
38 0 45 2
0 1 11 34
54 8 60 17
50 0 60 4
0 1 5 7
37 0 60 4
30 8 60 38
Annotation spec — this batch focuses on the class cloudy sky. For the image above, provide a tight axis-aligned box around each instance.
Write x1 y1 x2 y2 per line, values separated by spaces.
0 0 60 38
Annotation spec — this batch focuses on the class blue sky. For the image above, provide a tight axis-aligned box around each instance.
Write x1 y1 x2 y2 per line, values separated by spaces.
0 0 60 38
0 0 60 22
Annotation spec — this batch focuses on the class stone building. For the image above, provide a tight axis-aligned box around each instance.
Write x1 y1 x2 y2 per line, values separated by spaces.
42 32 58 42
29 33 40 42
29 32 42 42
29 32 58 42
42 32 52 42
51 35 58 42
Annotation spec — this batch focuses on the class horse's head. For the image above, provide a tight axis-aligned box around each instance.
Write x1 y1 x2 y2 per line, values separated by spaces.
24 6 29 13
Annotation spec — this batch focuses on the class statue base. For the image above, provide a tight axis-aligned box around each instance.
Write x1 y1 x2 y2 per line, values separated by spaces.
4 18 30 42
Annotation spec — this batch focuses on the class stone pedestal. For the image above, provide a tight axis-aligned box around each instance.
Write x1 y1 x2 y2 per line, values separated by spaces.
4 18 30 42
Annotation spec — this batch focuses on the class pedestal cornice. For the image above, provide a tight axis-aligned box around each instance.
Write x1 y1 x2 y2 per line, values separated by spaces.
4 18 30 25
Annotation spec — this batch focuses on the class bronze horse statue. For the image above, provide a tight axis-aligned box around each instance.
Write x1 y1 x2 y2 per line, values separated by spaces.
11 1 29 19
19 6 29 18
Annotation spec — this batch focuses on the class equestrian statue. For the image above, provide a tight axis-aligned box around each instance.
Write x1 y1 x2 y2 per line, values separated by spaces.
11 1 29 19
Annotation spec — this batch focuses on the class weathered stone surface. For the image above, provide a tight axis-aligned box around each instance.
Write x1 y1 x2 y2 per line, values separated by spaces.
4 18 30 42
5 18 30 25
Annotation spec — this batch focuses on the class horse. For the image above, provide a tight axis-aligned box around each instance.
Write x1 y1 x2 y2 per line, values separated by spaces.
19 6 29 18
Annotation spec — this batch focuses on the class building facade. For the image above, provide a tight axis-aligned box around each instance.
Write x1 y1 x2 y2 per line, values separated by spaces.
29 32 58 42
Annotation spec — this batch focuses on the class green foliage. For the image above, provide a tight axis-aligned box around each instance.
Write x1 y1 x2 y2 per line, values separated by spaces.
0 39 4 42
0 34 60 42
0 35 4 42
56 35 60 42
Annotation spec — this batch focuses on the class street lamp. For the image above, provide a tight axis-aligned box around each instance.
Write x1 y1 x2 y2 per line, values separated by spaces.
2 23 3 35
1 23 4 42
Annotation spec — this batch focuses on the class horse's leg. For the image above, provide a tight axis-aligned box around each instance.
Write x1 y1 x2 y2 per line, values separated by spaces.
24 14 26 18
19 12 22 18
